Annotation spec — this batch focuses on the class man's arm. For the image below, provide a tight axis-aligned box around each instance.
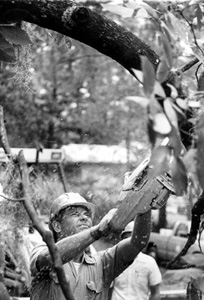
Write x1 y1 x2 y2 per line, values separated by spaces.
35 209 116 272
116 209 152 264
150 284 160 300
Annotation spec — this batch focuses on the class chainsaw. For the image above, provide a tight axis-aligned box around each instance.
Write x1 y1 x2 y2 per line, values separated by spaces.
109 157 175 232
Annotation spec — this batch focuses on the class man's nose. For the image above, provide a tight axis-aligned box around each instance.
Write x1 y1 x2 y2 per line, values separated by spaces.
79 213 89 220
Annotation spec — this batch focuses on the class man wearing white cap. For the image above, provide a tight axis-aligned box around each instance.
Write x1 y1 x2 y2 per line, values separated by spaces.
30 192 151 300
111 221 162 300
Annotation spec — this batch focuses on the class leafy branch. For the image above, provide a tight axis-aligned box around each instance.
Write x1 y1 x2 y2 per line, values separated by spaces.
0 106 75 300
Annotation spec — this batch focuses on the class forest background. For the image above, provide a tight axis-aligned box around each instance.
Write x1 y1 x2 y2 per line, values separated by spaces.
1 0 204 249
1 0 204 298
0 0 155 222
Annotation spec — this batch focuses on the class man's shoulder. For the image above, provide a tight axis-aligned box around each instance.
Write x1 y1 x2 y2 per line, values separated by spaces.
137 252 155 262
87 244 119 267
30 242 48 277
135 252 159 268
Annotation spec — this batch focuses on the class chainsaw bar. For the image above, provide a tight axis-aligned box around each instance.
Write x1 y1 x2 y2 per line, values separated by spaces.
109 157 175 232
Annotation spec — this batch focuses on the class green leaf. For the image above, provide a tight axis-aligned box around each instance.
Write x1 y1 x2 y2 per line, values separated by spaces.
0 49 15 62
125 96 149 107
166 84 178 98
161 33 173 68
175 98 188 111
0 26 32 46
131 69 143 83
124 2 141 10
138 2 159 19
156 59 170 83
125 3 149 18
168 125 186 157
133 8 149 19
196 114 204 190
163 97 178 129
102 4 133 18
167 12 191 45
170 155 188 196
141 56 155 96
147 117 156 146
154 81 166 98
0 35 15 62
153 112 172 135
172 103 185 117
161 21 173 44
148 145 171 178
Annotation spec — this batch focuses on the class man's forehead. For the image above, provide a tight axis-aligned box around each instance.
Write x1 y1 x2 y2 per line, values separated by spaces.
65 205 90 213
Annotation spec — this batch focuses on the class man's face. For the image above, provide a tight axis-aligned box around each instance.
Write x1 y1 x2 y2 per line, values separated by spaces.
57 206 93 239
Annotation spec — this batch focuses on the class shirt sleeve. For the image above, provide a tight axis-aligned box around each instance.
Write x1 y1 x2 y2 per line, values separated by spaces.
30 242 48 276
99 243 134 287
148 257 162 286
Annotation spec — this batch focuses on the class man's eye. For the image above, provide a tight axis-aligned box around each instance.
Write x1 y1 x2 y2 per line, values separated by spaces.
85 213 91 218
70 211 79 216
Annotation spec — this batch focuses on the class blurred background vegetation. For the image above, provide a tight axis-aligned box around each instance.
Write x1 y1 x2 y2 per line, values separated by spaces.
0 1 198 226
0 9 152 223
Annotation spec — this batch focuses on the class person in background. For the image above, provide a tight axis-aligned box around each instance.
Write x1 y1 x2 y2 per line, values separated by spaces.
111 221 162 300
146 242 158 261
30 192 151 300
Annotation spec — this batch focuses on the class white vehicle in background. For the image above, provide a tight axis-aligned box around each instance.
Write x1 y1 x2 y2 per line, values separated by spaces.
0 148 64 164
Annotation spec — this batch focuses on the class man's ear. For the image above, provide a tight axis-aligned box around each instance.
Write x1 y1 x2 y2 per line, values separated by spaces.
52 220 62 233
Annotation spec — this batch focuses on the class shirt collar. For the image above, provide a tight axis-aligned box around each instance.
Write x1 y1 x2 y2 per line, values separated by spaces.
83 251 96 264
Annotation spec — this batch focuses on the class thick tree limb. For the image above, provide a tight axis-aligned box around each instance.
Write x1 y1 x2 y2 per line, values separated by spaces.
17 150 75 300
0 104 74 299
0 0 159 74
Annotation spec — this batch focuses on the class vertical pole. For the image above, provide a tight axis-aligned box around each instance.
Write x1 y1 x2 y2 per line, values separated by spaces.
58 163 68 192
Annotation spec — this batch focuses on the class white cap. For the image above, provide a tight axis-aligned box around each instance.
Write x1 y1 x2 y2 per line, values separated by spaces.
49 192 95 220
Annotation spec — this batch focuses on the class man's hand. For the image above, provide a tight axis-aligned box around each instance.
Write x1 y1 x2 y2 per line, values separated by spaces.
98 208 117 236
90 208 117 240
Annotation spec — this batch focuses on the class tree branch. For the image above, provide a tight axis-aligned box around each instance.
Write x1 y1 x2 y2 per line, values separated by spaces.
0 0 159 74
0 106 12 158
17 150 75 300
0 195 25 202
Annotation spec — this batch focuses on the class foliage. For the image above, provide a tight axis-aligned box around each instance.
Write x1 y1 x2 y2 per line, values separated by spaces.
1 0 204 271
102 0 204 203
0 160 65 297
0 24 31 62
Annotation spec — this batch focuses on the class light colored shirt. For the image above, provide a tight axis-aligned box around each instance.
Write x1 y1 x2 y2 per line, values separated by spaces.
111 252 162 300
30 242 132 300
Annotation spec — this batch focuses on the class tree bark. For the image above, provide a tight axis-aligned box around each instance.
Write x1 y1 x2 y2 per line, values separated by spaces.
0 0 159 75
0 106 12 158
17 150 75 300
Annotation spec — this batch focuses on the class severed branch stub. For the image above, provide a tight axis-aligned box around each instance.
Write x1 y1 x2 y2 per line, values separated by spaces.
17 150 75 300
